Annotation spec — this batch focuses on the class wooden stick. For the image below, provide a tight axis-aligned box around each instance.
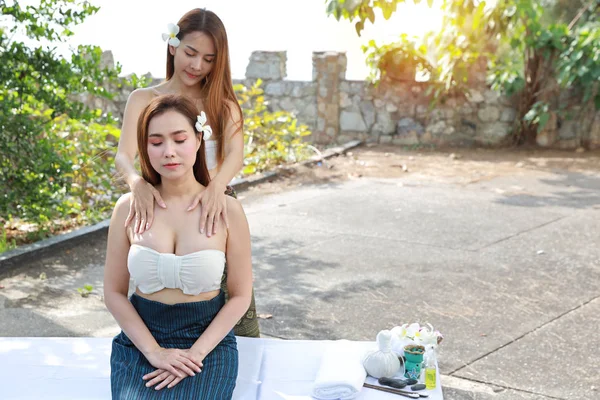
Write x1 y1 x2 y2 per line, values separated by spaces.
363 383 420 398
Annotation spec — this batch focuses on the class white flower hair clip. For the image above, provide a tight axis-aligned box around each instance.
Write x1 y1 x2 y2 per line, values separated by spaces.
195 111 213 140
162 23 180 47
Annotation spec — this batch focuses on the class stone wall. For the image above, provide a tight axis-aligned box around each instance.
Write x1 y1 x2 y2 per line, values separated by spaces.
235 51 318 140
107 50 600 149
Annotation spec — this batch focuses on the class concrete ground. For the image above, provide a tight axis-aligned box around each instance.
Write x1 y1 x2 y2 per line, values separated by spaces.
1 147 599 399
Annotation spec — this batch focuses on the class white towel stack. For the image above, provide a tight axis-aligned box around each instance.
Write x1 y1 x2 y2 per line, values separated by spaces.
311 340 370 400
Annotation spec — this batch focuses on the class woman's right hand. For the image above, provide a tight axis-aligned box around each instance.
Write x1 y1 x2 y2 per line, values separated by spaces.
143 347 203 380
125 176 166 234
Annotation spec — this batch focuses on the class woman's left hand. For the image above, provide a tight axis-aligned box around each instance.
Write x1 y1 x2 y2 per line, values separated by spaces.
143 368 179 390
143 349 206 390
187 181 229 237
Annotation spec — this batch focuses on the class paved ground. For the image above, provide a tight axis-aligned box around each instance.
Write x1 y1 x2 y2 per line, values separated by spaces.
1 146 599 399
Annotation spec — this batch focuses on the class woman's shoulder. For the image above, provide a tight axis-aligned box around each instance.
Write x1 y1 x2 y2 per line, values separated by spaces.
127 83 169 104
112 193 132 221
224 99 242 121
126 87 155 107
225 195 246 223
225 98 239 108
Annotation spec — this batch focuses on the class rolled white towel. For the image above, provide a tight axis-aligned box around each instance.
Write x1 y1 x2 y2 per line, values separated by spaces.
312 340 369 400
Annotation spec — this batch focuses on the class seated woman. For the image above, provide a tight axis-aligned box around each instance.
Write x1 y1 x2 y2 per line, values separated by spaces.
104 94 252 399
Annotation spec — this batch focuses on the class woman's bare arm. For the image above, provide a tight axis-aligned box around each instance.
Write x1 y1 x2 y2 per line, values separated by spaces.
115 88 166 234
103 194 160 354
211 101 244 190
116 89 150 186
193 101 244 236
190 196 253 357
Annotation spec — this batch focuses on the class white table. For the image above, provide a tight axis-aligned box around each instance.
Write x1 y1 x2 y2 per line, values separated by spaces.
0 337 443 399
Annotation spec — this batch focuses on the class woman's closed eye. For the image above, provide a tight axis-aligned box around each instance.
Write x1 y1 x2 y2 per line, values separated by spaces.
173 134 187 144
185 51 213 64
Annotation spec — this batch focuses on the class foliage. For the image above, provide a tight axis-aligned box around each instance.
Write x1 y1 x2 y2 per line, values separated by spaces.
325 0 600 144
326 0 498 98
77 284 94 297
487 0 600 143
48 114 122 221
0 229 17 253
234 79 313 176
362 34 431 83
0 0 146 241
325 0 435 35
326 0 434 35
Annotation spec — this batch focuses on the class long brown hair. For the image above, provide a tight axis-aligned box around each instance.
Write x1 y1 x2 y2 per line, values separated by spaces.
137 94 211 187
166 8 243 165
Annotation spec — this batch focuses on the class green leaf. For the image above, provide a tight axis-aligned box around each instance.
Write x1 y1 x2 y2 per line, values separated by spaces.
326 0 336 16
381 3 393 20
537 112 550 132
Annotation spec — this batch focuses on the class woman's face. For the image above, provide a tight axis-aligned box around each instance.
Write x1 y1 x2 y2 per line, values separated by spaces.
147 110 201 180
170 31 216 87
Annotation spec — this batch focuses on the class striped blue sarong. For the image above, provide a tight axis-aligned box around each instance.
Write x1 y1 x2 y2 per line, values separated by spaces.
110 291 237 399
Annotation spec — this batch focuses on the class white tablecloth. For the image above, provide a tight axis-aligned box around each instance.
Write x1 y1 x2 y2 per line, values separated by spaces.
0 337 443 399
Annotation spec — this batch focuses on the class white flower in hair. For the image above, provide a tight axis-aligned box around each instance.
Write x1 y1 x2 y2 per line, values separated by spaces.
195 111 213 140
161 23 180 47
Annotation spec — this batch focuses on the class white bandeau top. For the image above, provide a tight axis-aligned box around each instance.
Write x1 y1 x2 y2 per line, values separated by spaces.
205 140 218 171
127 244 225 296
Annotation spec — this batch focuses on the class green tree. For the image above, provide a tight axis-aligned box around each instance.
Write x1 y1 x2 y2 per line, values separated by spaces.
325 0 600 144
235 79 313 175
0 0 145 234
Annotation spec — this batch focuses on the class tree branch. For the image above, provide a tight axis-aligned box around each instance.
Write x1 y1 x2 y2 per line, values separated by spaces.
567 0 595 31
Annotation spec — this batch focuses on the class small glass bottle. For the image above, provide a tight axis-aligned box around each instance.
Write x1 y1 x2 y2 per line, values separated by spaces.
424 346 437 390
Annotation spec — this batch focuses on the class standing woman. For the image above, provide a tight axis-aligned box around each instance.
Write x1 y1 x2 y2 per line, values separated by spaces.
115 8 259 338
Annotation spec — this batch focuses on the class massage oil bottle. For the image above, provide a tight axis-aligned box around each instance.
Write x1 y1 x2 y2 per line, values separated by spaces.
425 346 437 390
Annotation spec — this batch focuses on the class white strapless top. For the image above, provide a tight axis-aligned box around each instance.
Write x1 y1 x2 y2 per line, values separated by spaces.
127 244 225 295
205 140 218 171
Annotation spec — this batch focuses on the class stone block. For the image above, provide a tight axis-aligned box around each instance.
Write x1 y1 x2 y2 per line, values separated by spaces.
386 103 398 113
245 51 287 80
480 122 511 143
379 135 393 144
500 107 517 122
397 117 425 136
483 89 500 103
392 132 420 146
467 89 485 103
372 111 395 135
339 92 353 108
360 101 376 129
478 106 501 123
340 110 368 132
265 81 285 96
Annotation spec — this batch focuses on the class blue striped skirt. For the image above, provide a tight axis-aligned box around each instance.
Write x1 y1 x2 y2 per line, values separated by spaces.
110 291 238 399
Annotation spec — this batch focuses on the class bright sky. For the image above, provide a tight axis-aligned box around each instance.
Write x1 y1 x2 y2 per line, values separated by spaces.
68 0 443 81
